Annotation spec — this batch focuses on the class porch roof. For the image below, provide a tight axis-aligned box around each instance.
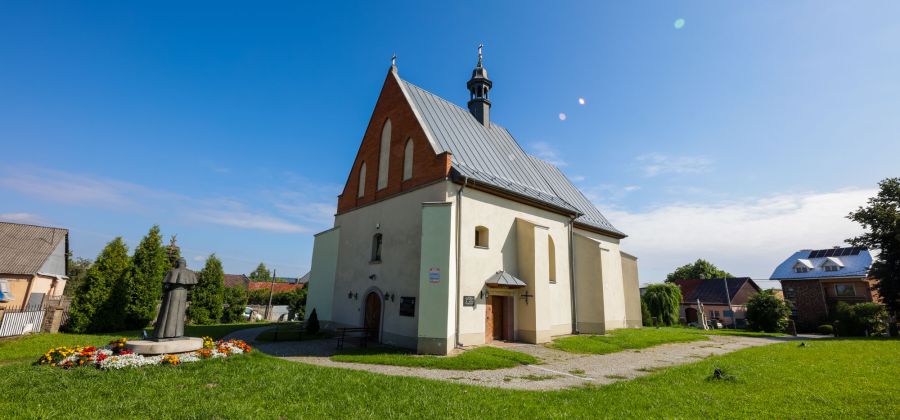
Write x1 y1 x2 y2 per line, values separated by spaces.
485 271 527 288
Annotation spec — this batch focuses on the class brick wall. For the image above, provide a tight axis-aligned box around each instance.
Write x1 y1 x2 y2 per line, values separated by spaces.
337 70 452 214
782 279 828 331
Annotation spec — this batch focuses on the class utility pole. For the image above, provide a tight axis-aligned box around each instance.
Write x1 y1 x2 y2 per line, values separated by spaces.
723 277 735 328
265 268 276 321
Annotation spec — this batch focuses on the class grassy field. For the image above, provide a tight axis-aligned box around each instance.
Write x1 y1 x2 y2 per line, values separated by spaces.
550 327 788 355
330 346 538 370
550 327 709 354
0 332 896 418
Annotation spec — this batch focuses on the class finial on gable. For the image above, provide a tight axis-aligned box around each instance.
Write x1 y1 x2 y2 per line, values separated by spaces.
391 53 397 72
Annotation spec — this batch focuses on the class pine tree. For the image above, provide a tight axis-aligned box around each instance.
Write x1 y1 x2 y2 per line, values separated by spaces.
66 238 132 333
165 234 182 269
187 254 225 325
124 225 169 329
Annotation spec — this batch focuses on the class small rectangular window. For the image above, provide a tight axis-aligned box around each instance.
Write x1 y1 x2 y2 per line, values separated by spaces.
834 284 856 297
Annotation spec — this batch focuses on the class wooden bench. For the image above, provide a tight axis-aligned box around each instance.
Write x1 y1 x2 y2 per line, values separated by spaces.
335 327 371 350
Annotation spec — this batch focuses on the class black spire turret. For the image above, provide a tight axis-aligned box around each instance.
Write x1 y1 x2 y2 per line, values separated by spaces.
467 44 492 127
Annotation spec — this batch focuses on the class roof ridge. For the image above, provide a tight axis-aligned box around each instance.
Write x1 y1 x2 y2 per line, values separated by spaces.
0 220 68 232
400 78 511 132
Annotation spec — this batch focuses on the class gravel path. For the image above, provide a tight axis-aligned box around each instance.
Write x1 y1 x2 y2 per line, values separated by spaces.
225 327 813 391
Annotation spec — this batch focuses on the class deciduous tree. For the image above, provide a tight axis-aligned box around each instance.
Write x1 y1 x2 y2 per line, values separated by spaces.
745 289 791 332
249 262 271 282
221 286 248 323
847 177 900 315
642 283 682 326
666 259 733 282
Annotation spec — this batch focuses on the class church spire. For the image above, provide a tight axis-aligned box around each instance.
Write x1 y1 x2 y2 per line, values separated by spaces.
467 43 492 127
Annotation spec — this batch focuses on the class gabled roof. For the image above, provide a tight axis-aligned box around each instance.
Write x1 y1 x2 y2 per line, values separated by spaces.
672 277 760 305
0 222 68 275
770 247 873 280
398 77 624 238
223 274 250 289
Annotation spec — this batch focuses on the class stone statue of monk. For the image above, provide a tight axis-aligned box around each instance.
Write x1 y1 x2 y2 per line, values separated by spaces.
153 258 197 340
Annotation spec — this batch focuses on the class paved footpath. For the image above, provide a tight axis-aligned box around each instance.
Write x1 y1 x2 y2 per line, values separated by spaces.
225 327 815 391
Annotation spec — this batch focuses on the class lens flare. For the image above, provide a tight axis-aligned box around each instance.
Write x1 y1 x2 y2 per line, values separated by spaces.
674 18 685 29
578 98 586 105
558 113 567 121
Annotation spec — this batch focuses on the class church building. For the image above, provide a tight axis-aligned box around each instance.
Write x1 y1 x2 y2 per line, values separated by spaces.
306 48 642 355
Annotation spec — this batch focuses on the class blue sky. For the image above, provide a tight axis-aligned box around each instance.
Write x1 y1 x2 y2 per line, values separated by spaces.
1 1 898 282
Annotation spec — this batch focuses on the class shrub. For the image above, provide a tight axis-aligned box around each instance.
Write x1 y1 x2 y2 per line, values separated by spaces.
745 290 791 332
221 286 248 324
817 324 834 335
641 299 652 327
642 283 682 326
306 308 320 334
834 302 888 336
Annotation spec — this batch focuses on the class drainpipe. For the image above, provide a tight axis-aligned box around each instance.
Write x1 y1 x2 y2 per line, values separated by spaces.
454 176 469 348
568 216 578 334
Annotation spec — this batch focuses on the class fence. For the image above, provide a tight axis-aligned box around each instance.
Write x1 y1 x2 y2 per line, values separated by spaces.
0 308 45 337
0 297 70 338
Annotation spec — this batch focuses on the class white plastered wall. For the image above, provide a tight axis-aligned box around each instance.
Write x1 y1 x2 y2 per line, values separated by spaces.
329 182 450 349
454 186 572 345
573 228 629 333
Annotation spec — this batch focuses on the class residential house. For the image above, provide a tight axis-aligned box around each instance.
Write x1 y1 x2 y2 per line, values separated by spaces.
306 49 641 355
248 282 303 294
770 246 878 330
671 278 762 328
0 222 69 310
223 274 251 289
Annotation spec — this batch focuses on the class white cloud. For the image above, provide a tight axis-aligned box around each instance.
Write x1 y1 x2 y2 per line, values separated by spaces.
0 212 50 225
605 188 873 284
192 209 308 234
529 142 567 166
636 153 713 177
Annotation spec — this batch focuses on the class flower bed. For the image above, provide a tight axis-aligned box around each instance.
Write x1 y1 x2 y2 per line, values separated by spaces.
34 337 252 370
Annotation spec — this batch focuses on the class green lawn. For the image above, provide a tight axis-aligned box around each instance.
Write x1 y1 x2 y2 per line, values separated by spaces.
331 346 538 370
550 327 709 354
0 333 896 418
255 322 332 342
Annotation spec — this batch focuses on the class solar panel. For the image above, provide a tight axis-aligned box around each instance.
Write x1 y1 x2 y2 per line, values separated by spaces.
851 247 862 255
841 248 852 256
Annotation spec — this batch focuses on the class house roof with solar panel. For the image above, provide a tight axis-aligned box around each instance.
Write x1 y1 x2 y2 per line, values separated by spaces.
769 246 873 280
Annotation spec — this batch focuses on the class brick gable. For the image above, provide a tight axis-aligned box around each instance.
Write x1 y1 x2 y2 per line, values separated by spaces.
337 70 451 214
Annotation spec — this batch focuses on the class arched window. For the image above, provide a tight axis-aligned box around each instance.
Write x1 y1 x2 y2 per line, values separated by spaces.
403 138 414 181
548 235 557 284
475 226 489 248
377 119 391 190
357 162 367 198
371 233 383 262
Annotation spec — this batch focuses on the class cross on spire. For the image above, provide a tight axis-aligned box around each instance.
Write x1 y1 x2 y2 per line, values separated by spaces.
477 43 483 66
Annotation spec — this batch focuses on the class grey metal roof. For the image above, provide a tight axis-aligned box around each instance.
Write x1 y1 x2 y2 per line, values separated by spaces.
770 248 873 280
0 222 68 275
485 270 527 288
400 78 623 237
527 156 623 235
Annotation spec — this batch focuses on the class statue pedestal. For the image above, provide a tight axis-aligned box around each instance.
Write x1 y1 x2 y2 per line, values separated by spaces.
126 337 204 355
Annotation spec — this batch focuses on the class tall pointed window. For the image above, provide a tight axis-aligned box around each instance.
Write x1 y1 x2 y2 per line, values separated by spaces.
403 138 414 181
377 119 391 190
357 162 367 198
371 233 383 262
548 235 557 284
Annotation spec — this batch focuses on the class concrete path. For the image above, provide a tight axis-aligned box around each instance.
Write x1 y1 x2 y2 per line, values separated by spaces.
225 327 816 391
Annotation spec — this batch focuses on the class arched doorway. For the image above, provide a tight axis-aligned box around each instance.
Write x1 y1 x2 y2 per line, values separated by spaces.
685 307 698 324
364 291 382 342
